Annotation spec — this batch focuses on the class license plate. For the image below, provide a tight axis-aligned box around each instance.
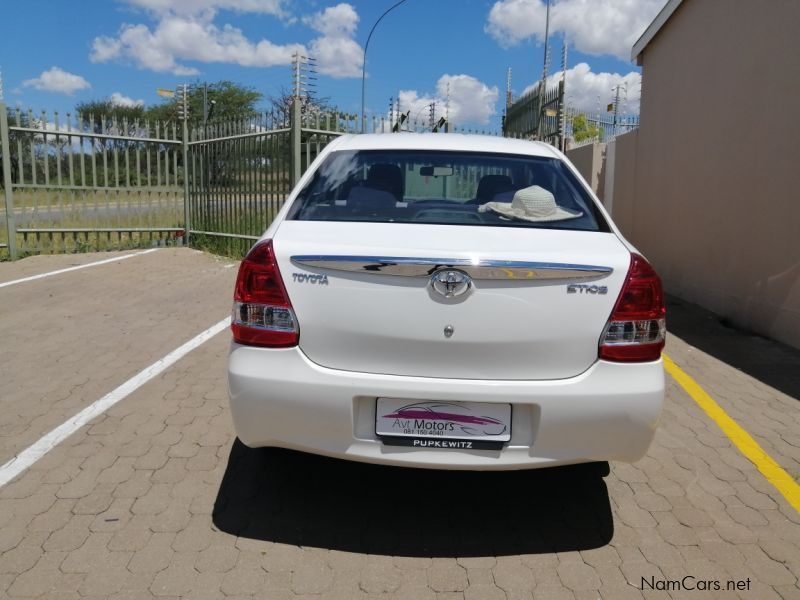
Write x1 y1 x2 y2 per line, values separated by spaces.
375 398 511 448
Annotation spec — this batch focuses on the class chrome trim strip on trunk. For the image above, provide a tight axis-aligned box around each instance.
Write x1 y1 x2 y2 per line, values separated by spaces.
290 256 613 280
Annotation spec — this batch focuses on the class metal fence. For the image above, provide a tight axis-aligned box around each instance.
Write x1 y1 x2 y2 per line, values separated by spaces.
0 99 348 259
564 108 639 148
186 110 290 257
501 81 640 150
0 102 185 258
503 81 565 147
184 106 365 257
1 89 637 260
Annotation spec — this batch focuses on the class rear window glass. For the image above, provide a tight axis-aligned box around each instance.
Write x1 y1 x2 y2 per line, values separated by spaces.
288 150 608 231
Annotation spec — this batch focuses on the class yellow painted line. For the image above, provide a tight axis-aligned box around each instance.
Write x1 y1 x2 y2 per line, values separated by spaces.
663 353 800 514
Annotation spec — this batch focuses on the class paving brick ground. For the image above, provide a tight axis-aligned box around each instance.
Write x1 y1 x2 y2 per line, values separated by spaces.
0 249 798 599
0 248 237 465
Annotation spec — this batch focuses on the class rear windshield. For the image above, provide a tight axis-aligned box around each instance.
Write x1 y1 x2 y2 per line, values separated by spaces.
288 150 608 231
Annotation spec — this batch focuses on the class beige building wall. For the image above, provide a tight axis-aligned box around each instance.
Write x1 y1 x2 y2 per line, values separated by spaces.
566 142 606 200
632 0 800 348
604 130 638 237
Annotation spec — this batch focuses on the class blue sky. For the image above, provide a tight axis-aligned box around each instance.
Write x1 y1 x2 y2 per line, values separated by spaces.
0 0 666 130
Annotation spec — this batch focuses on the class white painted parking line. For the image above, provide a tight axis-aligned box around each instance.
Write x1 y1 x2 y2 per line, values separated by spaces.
0 316 231 489
0 248 160 289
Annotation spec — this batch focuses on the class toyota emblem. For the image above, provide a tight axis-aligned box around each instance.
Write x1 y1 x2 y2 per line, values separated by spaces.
430 269 472 298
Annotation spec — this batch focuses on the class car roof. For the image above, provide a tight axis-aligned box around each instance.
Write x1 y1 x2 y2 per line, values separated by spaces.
330 133 561 158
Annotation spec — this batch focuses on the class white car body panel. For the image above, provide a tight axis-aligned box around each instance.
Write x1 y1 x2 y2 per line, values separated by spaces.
227 133 665 470
276 221 629 380
228 345 663 469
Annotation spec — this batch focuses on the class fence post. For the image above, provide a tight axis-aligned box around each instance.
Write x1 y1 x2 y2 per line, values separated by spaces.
557 79 565 152
182 118 190 246
180 85 191 246
290 96 301 188
0 101 17 260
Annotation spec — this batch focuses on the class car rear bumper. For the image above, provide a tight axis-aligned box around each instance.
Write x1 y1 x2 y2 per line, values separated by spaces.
227 343 664 470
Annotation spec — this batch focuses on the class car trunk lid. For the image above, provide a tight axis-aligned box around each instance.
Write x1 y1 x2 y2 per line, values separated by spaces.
273 221 630 380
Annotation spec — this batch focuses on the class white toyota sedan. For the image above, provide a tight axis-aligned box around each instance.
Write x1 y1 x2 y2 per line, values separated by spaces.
227 133 665 470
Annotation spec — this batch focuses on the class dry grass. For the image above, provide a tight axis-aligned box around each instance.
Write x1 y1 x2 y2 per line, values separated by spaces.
11 188 182 209
1 189 183 258
1 188 277 259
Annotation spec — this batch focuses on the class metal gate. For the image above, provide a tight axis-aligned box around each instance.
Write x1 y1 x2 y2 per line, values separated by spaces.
185 106 359 257
2 92 547 261
503 80 565 147
0 98 360 259
187 111 291 257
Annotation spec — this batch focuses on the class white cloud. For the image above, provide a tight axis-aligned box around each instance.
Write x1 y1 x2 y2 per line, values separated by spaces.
90 16 305 75
122 0 288 18
304 3 358 37
89 1 364 79
305 3 363 78
486 0 665 60
21 67 91 95
486 0 548 46
310 35 363 78
399 74 499 126
89 2 364 78
110 92 144 108
90 37 123 63
522 62 641 113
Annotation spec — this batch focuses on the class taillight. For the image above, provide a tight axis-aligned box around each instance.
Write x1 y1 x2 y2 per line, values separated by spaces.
231 239 299 347
599 253 666 362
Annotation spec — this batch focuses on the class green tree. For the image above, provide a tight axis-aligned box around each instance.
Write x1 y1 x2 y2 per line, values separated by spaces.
75 100 147 135
145 81 262 124
71 99 151 186
571 112 602 143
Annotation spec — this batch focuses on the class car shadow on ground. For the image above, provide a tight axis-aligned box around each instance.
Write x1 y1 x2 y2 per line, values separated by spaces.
212 441 614 557
665 294 800 401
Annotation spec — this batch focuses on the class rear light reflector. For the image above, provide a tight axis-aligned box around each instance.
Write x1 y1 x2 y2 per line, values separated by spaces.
232 239 299 347
600 253 666 362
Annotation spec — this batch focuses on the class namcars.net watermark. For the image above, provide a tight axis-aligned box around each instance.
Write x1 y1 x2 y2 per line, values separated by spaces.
642 576 751 592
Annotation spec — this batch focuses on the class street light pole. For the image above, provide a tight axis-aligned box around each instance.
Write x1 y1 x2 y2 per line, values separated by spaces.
361 0 410 133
